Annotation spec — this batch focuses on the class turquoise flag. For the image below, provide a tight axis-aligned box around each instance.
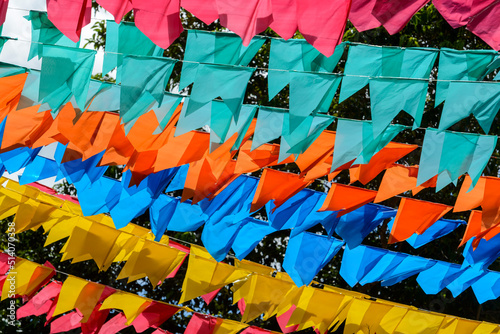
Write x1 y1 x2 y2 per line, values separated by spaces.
417 129 497 191
152 93 183 133
439 81 500 134
435 48 498 106
120 55 177 126
268 39 345 100
39 45 96 115
25 11 78 61
340 44 437 102
209 101 257 152
186 63 255 121
280 112 334 162
175 99 256 152
174 97 211 137
102 20 163 83
180 30 265 90
369 77 428 136
288 72 341 131
330 118 407 172
251 106 285 151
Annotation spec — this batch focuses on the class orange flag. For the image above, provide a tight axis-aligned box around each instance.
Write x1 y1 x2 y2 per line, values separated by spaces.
319 183 377 216
0 73 28 121
455 175 500 232
349 142 418 185
460 210 483 248
295 130 336 175
374 165 436 203
250 169 312 213
389 198 452 244
1 106 47 152
235 142 293 174
454 175 485 213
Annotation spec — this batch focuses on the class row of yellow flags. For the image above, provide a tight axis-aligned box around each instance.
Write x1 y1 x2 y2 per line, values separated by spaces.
1 179 499 333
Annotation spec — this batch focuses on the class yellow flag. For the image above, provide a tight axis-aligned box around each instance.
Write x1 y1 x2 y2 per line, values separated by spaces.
213 318 248 334
1 259 53 300
179 246 250 304
234 259 275 276
60 223 121 269
395 310 445 334
286 286 352 333
117 239 186 286
53 276 105 322
473 322 500 334
232 273 296 322
100 291 151 325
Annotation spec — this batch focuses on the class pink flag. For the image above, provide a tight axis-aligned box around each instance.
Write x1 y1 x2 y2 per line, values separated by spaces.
371 0 430 34
98 313 129 334
217 0 274 45
50 311 83 334
276 304 299 333
131 301 180 332
296 0 351 57
270 0 298 40
349 0 382 32
47 0 92 42
17 282 61 319
433 0 497 28
132 0 184 48
96 0 133 23
181 0 218 25
467 2 500 51
0 0 9 27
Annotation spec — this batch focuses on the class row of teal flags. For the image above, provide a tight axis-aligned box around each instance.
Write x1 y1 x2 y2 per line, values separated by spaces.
10 58 497 192
2 139 500 304
19 11 500 137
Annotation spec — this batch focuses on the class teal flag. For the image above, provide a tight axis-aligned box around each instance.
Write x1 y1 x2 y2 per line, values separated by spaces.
175 99 256 152
120 56 177 126
369 77 428 136
288 72 341 131
251 106 285 151
340 44 437 102
180 30 265 90
280 112 334 162
209 101 257 152
435 48 498 106
439 81 500 134
152 93 183 133
174 98 211 137
102 21 163 83
331 119 407 172
268 39 345 100
39 45 96 115
417 129 497 191
186 64 255 122
25 11 78 61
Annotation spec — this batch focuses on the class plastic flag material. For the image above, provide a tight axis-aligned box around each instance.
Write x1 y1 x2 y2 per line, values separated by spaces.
435 48 498 106
369 77 428 136
283 233 344 286
268 39 345 100
340 44 437 102
25 11 79 61
180 30 264 89
330 119 407 172
102 20 164 82
39 45 96 115
389 198 452 244
439 81 500 133
120 55 177 125
417 129 497 191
